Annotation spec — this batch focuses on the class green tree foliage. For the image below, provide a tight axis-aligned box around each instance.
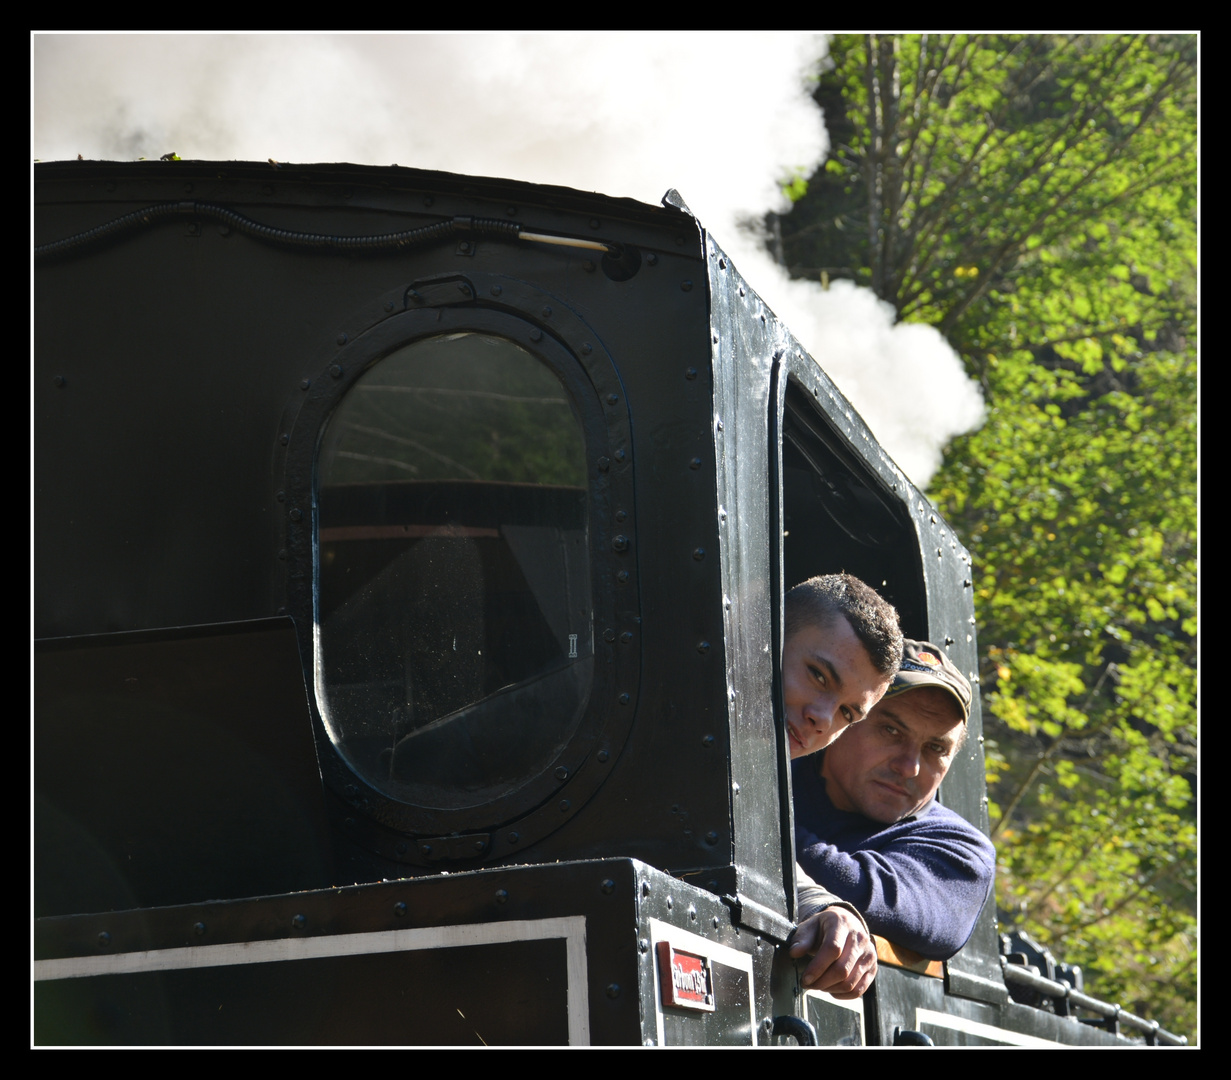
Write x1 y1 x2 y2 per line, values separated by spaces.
774 34 1196 1037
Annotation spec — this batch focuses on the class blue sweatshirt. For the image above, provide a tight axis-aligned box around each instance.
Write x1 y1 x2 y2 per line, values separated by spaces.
792 754 995 960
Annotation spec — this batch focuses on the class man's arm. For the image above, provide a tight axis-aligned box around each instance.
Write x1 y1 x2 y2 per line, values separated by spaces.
789 873 877 998
795 808 995 960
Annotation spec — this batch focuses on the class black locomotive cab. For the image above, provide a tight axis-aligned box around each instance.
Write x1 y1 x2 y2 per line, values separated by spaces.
33 161 1179 1046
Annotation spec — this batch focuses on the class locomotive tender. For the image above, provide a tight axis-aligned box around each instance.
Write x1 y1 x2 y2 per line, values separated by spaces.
33 160 1182 1046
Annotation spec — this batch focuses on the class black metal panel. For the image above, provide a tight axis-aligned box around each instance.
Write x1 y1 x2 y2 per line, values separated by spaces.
705 238 789 928
33 163 734 888
35 858 773 1046
34 619 331 916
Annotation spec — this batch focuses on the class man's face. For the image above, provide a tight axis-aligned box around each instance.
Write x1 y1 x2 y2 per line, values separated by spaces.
783 615 892 759
820 688 965 822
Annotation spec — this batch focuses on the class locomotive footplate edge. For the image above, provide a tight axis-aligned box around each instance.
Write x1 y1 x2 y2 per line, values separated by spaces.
34 858 778 1046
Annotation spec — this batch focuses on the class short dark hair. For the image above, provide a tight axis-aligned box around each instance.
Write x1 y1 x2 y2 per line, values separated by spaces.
784 573 903 678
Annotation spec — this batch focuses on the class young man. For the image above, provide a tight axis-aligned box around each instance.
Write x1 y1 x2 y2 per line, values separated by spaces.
780 574 903 998
793 639 996 961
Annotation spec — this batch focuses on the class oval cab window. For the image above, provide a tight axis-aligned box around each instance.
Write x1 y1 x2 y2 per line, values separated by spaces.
315 332 593 812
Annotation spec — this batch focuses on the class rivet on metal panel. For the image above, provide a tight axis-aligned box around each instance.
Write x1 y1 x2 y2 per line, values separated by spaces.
473 838 486 852
718 257 726 269
641 881 651 897
292 915 306 930
193 922 206 936
589 218 601 230
598 456 611 472
705 831 718 845
614 448 626 461
507 831 520 844
739 286 745 297
529 328 542 342
277 491 286 503
689 457 702 470
278 550 288 561
330 364 343 378
607 393 619 405
615 509 627 522
555 766 569 780
495 889 509 904
344 784 358 800
688 906 697 921
420 843 433 857
937 548 943 558
702 734 715 748
715 419 724 432
559 799 571 812
639 938 650 953
713 915 720 928
697 640 710 655
945 636 955 646
666 896 673 909
964 579 972 588
394 902 407 916
601 879 615 895
619 693 631 705
280 433 290 446
541 306 552 319
606 984 621 999
620 631 633 644
458 241 471 254
97 932 110 948
335 332 348 346
732 782 740 795
603 628 616 643
598 749 609 763
646 252 658 266
687 366 699 379
693 547 706 561
681 280 693 292
384 301 395 312
53 375 66 388
289 508 302 522
300 378 311 390
490 285 502 297
617 570 630 584
506 205 517 217
581 342 593 355
978 735 985 745
718 507 727 521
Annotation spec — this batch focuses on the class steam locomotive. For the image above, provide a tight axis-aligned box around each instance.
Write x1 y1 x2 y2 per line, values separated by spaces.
33 160 1184 1045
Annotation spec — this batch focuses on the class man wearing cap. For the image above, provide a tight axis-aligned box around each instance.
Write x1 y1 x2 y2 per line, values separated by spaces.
793 640 996 961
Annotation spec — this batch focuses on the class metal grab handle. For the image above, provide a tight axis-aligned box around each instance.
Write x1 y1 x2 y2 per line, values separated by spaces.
771 1015 819 1046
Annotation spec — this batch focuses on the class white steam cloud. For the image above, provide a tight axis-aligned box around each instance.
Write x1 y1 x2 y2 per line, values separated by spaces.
32 32 983 487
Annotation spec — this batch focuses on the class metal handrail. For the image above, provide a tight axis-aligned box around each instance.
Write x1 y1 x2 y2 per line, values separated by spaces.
1000 958 1186 1045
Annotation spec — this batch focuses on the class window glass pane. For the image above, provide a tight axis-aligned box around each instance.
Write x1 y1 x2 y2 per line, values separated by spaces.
316 333 592 811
